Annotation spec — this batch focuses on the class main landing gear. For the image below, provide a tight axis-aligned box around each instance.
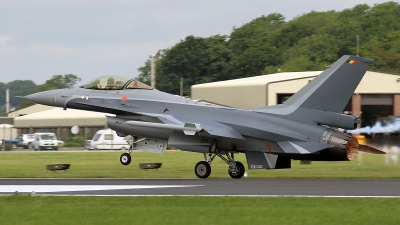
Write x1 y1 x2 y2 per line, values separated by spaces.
119 137 146 166
194 150 246 179
120 136 245 179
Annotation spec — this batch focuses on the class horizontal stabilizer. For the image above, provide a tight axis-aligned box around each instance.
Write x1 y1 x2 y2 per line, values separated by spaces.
278 141 332 154
359 145 386 154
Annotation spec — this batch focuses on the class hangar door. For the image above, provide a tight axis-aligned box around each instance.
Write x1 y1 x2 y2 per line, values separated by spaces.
361 94 393 127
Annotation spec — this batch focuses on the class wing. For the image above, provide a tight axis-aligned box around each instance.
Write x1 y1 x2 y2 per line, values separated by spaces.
122 112 245 139
73 98 245 139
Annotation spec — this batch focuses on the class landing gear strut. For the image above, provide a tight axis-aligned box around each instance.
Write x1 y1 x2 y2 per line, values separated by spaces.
194 149 245 179
119 137 145 166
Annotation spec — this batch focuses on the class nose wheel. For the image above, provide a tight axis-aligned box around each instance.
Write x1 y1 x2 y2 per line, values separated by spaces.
120 153 131 165
119 137 146 166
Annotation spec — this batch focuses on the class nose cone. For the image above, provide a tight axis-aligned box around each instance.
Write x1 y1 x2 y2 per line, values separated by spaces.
23 90 58 106
24 92 43 103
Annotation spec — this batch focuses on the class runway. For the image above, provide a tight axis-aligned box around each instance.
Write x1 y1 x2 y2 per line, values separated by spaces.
1 178 400 197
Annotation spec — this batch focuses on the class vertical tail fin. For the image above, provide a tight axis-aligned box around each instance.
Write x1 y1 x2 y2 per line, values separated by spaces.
283 55 373 113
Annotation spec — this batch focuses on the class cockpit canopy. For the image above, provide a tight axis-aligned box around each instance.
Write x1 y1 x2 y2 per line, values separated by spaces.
80 75 153 90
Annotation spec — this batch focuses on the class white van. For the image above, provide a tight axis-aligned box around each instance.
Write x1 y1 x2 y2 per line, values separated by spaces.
33 133 58 151
89 129 130 150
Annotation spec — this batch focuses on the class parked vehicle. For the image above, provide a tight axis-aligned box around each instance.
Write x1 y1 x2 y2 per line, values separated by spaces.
33 133 59 151
88 129 130 150
0 141 11 151
84 140 92 149
18 134 35 149
6 138 19 149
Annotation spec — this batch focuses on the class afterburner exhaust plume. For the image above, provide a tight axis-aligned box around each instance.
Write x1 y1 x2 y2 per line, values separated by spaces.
347 119 400 134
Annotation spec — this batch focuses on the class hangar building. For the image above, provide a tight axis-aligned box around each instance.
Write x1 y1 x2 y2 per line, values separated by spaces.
191 71 400 126
9 105 109 141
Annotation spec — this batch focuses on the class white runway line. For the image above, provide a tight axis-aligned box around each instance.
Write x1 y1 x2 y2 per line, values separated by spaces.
0 185 203 193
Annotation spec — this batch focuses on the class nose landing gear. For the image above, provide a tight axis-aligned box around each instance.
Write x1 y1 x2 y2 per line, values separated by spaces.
119 137 146 166
120 153 131 165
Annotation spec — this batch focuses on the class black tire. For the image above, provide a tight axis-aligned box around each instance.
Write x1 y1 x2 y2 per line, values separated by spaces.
228 161 245 179
194 161 211 179
120 153 131 165
28 142 33 149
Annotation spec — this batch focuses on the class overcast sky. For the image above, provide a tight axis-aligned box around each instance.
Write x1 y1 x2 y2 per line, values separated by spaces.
0 0 396 85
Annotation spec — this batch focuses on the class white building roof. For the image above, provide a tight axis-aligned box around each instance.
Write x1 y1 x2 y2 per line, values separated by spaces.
192 71 322 88
14 107 112 128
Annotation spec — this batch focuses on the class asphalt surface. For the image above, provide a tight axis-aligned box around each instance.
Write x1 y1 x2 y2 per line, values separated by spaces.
2 137 399 197
1 178 400 197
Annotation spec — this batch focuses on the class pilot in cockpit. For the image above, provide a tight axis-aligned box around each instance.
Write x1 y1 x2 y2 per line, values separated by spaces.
105 77 115 89
115 81 124 89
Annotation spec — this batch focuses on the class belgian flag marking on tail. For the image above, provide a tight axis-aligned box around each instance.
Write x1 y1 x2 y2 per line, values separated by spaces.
348 60 358 65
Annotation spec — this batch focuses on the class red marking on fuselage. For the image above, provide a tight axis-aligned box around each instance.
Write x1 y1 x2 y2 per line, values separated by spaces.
268 141 271 154
122 96 127 102
164 104 173 109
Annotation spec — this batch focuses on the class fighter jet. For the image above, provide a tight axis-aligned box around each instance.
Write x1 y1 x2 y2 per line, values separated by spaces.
23 55 385 179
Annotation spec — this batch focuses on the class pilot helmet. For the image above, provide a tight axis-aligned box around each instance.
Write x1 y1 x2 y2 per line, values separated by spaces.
107 77 115 83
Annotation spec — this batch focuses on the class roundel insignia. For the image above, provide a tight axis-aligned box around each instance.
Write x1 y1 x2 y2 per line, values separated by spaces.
348 60 358 65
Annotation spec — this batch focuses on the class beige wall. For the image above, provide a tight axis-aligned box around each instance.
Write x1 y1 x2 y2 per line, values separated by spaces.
355 72 400 93
8 105 53 119
268 77 314 105
268 72 400 106
0 125 18 139
191 71 321 109
14 108 109 128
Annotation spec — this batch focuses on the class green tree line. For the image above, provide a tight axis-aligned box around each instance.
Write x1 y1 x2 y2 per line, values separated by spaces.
0 74 81 115
137 1 400 95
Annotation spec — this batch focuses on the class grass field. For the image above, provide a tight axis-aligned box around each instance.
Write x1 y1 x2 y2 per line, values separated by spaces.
0 195 400 225
1 150 400 224
0 150 399 178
